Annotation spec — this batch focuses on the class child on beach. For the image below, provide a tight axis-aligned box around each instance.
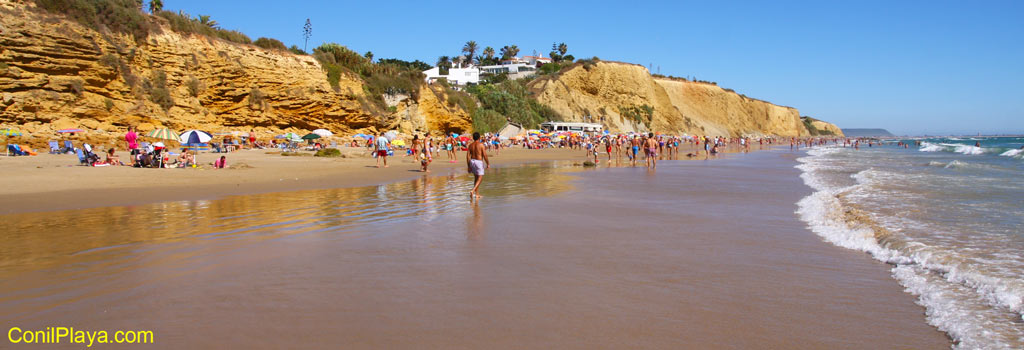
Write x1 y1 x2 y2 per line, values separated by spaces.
214 156 227 169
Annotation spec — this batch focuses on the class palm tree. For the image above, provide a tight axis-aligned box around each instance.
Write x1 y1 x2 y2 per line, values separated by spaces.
462 41 478 66
452 55 463 68
364 51 373 62
149 0 162 13
483 47 495 60
509 45 520 58
500 46 511 60
558 42 568 56
437 56 451 69
198 15 218 28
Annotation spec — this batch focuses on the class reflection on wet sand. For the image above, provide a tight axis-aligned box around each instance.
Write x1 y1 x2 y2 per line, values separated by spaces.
0 154 948 349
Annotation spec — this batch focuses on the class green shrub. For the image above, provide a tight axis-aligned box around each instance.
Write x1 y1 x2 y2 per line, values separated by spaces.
69 78 84 96
466 80 562 129
288 45 306 55
100 53 120 71
156 11 251 45
187 76 201 97
314 148 341 157
147 69 173 110
247 87 265 108
471 109 505 133
254 37 288 51
33 0 152 41
619 104 654 125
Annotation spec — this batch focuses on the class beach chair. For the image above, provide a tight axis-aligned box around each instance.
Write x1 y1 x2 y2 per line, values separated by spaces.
49 141 60 154
62 140 73 154
76 148 88 165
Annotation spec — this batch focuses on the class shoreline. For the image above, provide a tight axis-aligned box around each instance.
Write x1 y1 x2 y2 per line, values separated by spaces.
0 143 745 215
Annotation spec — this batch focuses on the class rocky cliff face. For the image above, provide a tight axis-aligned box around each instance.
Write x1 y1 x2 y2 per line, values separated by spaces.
0 1 469 147
530 61 841 137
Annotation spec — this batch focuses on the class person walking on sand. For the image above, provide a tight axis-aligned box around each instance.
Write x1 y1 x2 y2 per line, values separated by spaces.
467 132 490 200
125 126 139 167
248 129 257 149
375 132 390 168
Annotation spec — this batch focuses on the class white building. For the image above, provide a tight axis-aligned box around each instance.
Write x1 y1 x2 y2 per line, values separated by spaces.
423 66 480 86
478 62 536 80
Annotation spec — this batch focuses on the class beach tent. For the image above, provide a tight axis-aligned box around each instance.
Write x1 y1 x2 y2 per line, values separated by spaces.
2 128 23 156
313 129 333 138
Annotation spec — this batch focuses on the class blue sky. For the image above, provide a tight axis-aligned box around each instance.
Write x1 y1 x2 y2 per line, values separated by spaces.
162 0 1023 135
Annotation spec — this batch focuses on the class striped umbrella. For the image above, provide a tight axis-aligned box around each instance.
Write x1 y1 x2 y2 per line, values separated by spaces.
179 130 213 144
146 127 179 141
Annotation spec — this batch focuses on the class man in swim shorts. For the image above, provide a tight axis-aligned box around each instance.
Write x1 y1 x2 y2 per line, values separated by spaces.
630 135 641 166
467 132 490 200
645 132 659 169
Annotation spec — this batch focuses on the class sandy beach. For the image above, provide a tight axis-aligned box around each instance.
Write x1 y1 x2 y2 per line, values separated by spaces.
0 146 587 214
0 148 950 349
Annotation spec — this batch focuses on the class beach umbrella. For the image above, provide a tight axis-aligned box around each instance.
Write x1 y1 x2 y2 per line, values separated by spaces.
179 130 213 144
146 127 179 141
302 133 321 140
57 128 84 133
355 133 373 140
313 129 333 137
391 139 406 146
385 131 398 140
277 132 301 141
1 128 22 137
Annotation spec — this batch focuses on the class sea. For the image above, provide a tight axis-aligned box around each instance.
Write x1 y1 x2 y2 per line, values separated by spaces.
797 136 1024 349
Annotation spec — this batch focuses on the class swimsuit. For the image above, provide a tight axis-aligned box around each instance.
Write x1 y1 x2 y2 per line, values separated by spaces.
469 159 485 176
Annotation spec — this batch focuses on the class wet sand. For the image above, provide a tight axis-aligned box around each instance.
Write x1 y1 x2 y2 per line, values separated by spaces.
0 146 582 214
0 150 949 348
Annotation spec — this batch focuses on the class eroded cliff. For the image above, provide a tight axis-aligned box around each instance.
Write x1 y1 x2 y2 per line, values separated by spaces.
530 61 842 137
0 1 470 147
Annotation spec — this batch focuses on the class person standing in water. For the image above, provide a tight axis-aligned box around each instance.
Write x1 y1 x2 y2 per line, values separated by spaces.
645 132 659 169
467 132 489 200
375 132 390 168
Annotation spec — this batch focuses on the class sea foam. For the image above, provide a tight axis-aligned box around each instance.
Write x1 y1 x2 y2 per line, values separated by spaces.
796 146 1024 349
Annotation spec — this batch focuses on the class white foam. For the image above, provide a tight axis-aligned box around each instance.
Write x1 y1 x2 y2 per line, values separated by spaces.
795 147 1024 348
951 144 985 155
919 142 947 152
1000 149 1023 158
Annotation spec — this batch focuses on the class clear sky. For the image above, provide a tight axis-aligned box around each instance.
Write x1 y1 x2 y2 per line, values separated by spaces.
162 0 1023 135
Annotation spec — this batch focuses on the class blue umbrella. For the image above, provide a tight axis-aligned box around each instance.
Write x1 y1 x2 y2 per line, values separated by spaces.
355 134 373 140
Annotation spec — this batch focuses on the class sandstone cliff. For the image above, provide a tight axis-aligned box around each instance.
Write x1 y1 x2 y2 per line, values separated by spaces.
0 1 470 147
530 61 842 137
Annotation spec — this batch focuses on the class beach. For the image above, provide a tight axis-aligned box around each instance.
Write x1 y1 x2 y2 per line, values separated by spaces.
0 148 951 349
0 146 584 214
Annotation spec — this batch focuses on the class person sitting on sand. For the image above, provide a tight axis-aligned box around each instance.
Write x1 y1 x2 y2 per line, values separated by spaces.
213 156 227 169
105 148 123 166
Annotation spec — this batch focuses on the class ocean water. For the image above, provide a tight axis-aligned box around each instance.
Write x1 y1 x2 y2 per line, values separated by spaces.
796 136 1024 349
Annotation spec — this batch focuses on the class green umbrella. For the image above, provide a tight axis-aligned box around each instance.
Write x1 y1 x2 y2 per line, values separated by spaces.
146 127 180 141
301 133 321 140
